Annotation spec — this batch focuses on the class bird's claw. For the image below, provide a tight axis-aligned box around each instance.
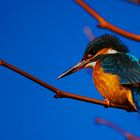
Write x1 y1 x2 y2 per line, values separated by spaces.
104 98 111 108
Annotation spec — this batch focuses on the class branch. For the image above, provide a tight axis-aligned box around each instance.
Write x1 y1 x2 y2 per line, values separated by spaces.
126 0 140 5
95 117 140 140
83 26 95 41
0 59 136 112
75 0 140 41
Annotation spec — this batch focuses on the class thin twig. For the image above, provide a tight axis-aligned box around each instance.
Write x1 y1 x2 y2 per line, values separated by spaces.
96 117 140 140
75 0 140 41
126 0 140 5
83 26 95 41
0 59 136 112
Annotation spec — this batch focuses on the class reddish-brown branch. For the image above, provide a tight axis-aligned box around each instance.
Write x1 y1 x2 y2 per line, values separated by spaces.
126 0 140 4
0 59 136 112
75 0 140 41
95 117 140 140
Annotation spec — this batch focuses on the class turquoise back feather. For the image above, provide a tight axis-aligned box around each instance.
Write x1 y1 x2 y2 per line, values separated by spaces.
131 87 140 112
101 53 140 112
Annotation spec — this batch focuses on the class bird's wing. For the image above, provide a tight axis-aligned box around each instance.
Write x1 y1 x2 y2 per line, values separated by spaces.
101 53 140 85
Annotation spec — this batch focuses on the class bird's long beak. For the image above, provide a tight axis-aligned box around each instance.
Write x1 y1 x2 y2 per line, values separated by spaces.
57 59 89 79
57 54 104 79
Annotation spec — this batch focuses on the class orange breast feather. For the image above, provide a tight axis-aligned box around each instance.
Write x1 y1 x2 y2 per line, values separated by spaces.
93 62 132 105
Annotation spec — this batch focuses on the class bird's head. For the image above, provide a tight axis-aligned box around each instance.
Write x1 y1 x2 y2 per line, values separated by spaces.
57 34 129 79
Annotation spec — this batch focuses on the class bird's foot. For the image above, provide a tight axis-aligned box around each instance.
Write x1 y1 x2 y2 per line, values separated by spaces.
104 98 111 108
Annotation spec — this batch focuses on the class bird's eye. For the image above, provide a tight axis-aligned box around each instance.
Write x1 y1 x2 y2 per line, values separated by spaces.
82 54 93 60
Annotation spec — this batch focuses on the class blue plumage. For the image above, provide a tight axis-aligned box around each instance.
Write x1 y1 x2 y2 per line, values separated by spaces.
102 53 140 112
131 87 140 113
102 53 140 84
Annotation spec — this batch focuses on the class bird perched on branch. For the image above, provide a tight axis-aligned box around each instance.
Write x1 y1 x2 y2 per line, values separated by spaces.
57 34 140 112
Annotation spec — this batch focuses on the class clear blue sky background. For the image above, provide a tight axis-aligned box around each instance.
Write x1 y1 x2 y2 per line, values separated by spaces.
1 0 140 140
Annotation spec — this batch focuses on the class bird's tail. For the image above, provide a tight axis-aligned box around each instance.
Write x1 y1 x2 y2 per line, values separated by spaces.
132 87 140 113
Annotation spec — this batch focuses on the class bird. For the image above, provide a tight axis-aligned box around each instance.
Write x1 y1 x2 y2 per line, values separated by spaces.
57 34 140 112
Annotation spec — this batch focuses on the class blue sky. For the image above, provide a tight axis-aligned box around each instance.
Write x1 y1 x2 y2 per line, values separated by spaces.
1 0 140 140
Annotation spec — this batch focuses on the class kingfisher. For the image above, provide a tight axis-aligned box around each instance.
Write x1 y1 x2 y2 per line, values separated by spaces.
57 34 140 112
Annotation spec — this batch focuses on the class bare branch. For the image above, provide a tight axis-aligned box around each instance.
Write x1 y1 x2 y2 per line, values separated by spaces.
95 117 140 140
83 26 95 41
0 59 136 112
75 0 140 41
0 60 3 66
126 0 140 5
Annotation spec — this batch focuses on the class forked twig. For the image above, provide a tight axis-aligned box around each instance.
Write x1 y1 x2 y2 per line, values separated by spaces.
75 0 140 41
0 59 136 112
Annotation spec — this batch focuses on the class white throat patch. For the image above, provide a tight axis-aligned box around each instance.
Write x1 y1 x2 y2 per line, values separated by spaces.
107 49 118 54
85 62 96 68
